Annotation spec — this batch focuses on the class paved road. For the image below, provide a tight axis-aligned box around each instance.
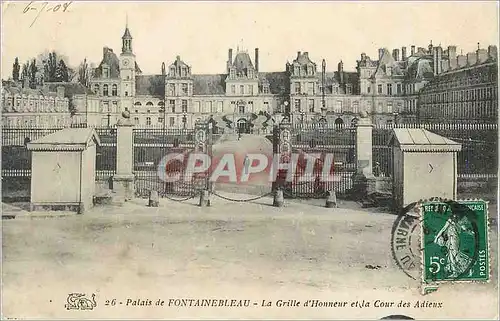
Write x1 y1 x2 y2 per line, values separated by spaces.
2 197 498 319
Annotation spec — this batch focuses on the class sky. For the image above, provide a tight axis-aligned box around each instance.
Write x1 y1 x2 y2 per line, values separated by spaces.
1 1 499 79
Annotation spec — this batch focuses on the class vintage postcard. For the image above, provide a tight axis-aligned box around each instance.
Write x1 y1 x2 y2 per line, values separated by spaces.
1 1 498 319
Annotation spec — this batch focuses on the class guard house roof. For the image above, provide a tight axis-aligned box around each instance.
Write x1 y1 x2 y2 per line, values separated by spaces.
389 128 462 152
27 128 101 151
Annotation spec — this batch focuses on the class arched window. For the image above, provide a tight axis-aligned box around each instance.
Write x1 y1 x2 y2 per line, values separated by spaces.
146 102 153 106
112 84 118 96
93 84 100 94
351 118 358 127
103 84 109 96
334 117 344 127
158 101 164 107
134 101 142 106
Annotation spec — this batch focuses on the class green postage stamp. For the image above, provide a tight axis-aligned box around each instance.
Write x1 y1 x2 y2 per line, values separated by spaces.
421 199 490 283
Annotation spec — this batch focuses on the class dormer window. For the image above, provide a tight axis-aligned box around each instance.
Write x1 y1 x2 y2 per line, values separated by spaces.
181 67 187 77
294 66 299 76
103 67 109 78
170 67 176 77
262 84 270 94
230 69 235 79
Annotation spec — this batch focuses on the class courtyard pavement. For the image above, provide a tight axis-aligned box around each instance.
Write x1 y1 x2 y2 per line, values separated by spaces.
1 193 498 319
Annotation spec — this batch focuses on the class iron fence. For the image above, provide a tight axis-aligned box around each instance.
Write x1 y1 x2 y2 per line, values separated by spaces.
373 123 498 178
133 127 196 198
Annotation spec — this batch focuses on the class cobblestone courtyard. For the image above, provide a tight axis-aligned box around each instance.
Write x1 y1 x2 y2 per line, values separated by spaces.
2 196 498 319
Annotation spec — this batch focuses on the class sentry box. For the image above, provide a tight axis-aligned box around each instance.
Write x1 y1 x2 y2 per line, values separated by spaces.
389 128 462 209
26 128 101 214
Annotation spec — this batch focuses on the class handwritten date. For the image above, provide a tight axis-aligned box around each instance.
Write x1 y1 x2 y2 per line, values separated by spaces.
23 1 73 27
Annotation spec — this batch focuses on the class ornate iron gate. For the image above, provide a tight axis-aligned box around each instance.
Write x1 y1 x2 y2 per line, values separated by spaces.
272 121 356 198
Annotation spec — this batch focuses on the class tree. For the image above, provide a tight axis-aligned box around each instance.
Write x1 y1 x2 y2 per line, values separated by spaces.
78 58 90 87
12 57 20 81
47 52 58 82
55 59 69 82
29 59 37 88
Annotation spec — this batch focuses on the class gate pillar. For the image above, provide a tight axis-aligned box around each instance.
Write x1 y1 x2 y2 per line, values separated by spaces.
113 111 135 201
194 121 211 206
352 111 374 199
272 119 292 202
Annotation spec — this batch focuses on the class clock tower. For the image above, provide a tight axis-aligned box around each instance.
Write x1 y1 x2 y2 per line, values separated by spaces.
119 20 136 111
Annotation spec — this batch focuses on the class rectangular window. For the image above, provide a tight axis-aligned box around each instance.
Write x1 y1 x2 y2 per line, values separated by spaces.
146 117 151 125
352 101 359 114
387 84 393 95
367 86 371 94
248 85 253 95
240 85 244 95
248 101 254 112
169 100 176 113
334 100 342 113
239 105 245 113
264 101 270 112
294 99 301 112
295 83 301 94
231 85 236 94
194 101 201 113
397 83 402 94
217 101 223 113
346 85 352 95
387 101 393 113
134 117 139 125
308 82 314 95
231 101 236 112
169 84 175 96
182 83 188 95
182 100 188 113
170 117 175 126
158 117 163 123
378 84 383 94
263 86 270 94
205 101 212 113
308 99 314 112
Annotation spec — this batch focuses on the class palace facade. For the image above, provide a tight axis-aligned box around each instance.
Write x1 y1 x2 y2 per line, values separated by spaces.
5 22 496 130
417 45 498 123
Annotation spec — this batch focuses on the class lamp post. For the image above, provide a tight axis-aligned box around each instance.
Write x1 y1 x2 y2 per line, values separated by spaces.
393 111 399 127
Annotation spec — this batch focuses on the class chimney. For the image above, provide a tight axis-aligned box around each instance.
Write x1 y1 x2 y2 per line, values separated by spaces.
254 48 259 72
56 86 65 99
338 60 344 84
488 45 498 60
297 51 302 59
411 45 416 56
401 47 407 61
433 47 438 75
228 48 233 64
466 52 477 65
378 48 384 60
448 46 457 69
457 54 467 67
392 49 400 61
477 48 488 63
437 46 443 74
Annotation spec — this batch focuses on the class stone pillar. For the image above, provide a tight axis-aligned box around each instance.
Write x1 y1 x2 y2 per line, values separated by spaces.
113 111 135 201
356 115 373 176
351 112 374 198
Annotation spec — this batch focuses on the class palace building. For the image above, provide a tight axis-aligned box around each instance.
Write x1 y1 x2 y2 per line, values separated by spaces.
84 23 498 129
417 45 498 123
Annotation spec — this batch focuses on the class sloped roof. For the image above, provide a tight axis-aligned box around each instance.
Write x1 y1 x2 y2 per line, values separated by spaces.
27 128 101 151
294 52 315 65
171 56 189 68
122 27 132 39
135 62 142 74
390 128 461 152
93 47 120 79
47 82 94 97
135 75 164 97
232 51 254 72
1 81 58 97
193 74 226 95
259 72 288 95
406 56 434 80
